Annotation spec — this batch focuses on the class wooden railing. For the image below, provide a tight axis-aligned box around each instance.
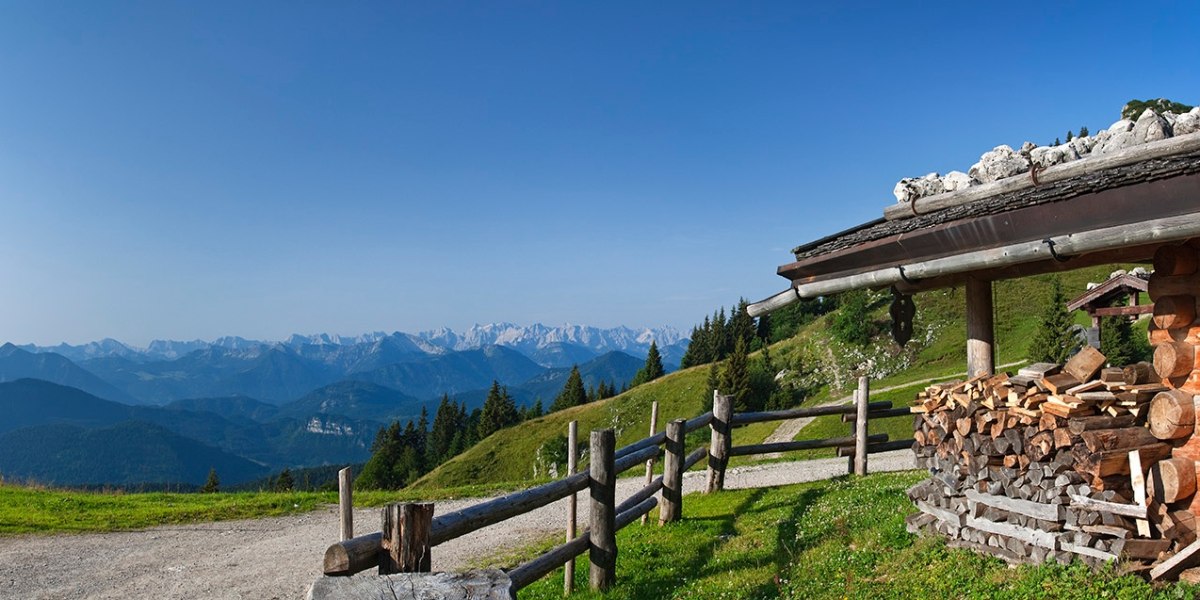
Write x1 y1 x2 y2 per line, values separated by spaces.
321 376 912 593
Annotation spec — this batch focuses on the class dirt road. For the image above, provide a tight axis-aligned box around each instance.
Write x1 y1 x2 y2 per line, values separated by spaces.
0 451 916 600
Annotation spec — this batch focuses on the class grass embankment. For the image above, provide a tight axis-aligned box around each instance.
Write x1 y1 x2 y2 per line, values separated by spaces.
512 471 1195 599
420 265 1136 487
0 480 528 535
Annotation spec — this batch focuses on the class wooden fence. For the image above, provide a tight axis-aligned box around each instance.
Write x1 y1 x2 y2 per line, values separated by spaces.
321 376 911 594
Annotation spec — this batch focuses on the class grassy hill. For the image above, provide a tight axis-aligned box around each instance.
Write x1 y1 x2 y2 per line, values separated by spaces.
414 263 1144 489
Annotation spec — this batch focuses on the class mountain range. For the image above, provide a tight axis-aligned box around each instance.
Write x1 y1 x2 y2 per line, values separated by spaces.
0 323 688 486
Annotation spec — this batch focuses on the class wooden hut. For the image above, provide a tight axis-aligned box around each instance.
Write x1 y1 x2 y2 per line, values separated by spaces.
747 124 1200 578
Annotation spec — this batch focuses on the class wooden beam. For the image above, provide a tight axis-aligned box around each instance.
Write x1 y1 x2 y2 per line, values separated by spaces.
967 278 995 378
1093 304 1154 317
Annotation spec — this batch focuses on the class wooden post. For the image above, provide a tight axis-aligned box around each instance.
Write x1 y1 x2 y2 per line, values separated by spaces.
966 277 995 378
846 388 858 475
855 376 870 476
338 466 353 542
564 420 578 594
641 401 659 525
589 429 616 591
660 418 685 524
379 503 433 574
706 391 733 493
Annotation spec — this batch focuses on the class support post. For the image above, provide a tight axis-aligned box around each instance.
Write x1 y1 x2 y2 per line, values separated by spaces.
379 503 433 574
855 376 870 476
706 391 733 493
641 401 659 525
338 466 353 542
660 419 685 524
966 277 995 378
564 420 578 594
589 429 616 591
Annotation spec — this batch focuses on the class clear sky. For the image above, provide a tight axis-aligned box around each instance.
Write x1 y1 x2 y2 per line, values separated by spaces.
1 1 1197 346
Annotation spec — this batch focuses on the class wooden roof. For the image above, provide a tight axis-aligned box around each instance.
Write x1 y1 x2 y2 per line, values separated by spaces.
749 134 1200 315
1065 273 1148 312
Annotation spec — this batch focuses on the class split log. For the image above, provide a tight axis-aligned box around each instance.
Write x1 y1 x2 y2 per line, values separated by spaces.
1068 414 1136 435
1079 427 1158 453
1149 390 1197 440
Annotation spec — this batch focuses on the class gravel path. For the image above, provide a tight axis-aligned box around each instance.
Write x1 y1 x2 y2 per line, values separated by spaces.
0 452 917 600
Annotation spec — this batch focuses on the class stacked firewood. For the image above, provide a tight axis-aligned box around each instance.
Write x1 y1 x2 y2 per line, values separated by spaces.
906 344 1200 578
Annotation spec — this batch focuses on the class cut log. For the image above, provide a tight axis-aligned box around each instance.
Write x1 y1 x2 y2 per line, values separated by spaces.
1148 390 1197 440
1079 427 1158 453
1155 341 1197 379
1149 272 1200 303
1068 414 1136 435
1154 244 1199 277
1148 457 1197 504
1123 362 1155 385
1154 295 1198 330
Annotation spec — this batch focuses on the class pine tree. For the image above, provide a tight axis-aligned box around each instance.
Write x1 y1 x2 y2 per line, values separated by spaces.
477 381 519 440
551 366 588 412
709 309 728 360
720 337 752 412
1080 126 1089 137
427 395 457 466
1054 137 1061 146
275 468 294 492
632 341 665 386
1066 130 1074 142
201 468 220 493
1027 277 1078 364
680 325 704 369
530 398 544 418
1099 297 1146 366
728 299 756 352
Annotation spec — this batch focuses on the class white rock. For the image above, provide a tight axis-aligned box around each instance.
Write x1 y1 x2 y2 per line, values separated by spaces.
968 145 1030 183
893 178 920 203
1108 118 1134 134
1030 144 1080 168
1068 135 1097 156
1132 108 1172 143
1110 269 1127 280
941 170 975 193
1173 108 1200 136
1131 267 1150 278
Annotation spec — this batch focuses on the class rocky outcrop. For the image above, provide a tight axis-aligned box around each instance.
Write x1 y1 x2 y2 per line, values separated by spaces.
892 105 1200 204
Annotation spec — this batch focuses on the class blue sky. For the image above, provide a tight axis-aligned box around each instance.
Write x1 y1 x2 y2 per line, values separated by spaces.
1 1 1197 346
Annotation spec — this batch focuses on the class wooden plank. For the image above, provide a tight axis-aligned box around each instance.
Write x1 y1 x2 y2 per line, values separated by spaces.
1070 494 1149 519
965 515 1057 549
1042 374 1082 395
964 488 1063 522
1129 450 1152 537
1064 346 1107 383
1020 363 1061 379
916 499 965 527
1059 540 1118 562
1119 538 1172 560
1151 538 1200 581
855 376 870 475
589 429 616 591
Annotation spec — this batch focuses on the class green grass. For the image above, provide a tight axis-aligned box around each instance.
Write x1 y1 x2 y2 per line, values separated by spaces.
511 472 1197 599
0 480 530 535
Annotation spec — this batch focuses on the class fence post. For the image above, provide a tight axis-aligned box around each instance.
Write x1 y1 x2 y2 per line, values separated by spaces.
846 388 858 474
338 467 353 542
379 502 434 574
589 429 616 591
660 418 685 524
855 376 870 476
641 400 660 525
564 420 578 594
706 391 733 493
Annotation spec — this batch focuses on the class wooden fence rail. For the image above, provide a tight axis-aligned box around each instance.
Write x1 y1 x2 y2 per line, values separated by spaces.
320 380 914 593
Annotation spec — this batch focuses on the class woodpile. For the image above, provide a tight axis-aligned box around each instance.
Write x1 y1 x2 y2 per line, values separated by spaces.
907 343 1200 579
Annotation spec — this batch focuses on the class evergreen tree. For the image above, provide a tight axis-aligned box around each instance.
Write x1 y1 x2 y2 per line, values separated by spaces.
415 407 428 459
709 309 728 360
728 299 756 351
477 381 519 439
706 361 720 396
1027 277 1078 364
275 468 294 492
551 366 588 412
720 337 752 412
831 290 871 346
529 398 544 418
1066 130 1074 142
201 468 220 493
679 325 703 369
427 395 458 466
631 341 665 386
1054 137 1061 146
358 422 403 489
1080 126 1089 137
1099 297 1147 366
